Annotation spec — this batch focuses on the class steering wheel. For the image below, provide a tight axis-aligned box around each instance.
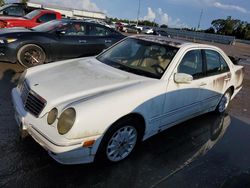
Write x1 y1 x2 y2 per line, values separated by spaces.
151 64 165 74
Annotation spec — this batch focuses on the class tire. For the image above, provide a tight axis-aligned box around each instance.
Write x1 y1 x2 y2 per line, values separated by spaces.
17 44 46 68
95 118 143 163
215 89 232 114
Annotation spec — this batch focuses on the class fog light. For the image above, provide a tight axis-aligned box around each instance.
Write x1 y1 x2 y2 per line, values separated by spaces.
47 108 58 125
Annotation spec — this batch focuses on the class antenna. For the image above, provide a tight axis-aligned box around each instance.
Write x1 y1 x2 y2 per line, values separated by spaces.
197 9 203 30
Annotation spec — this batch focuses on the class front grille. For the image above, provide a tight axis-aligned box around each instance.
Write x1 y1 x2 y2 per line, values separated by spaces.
20 81 46 117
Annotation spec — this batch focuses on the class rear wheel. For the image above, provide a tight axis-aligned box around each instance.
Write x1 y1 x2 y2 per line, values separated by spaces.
17 44 46 68
215 90 232 113
96 118 143 163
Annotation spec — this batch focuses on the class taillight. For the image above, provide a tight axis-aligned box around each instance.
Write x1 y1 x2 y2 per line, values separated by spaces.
0 21 7 28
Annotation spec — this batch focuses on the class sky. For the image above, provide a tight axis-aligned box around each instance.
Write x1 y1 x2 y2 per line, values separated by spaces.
6 0 250 29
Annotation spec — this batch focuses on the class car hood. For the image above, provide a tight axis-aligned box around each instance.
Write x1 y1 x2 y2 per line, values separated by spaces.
26 58 149 113
0 27 32 35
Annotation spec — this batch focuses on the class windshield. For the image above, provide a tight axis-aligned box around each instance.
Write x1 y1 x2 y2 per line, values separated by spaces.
24 9 41 19
0 4 11 11
97 38 178 79
33 20 67 32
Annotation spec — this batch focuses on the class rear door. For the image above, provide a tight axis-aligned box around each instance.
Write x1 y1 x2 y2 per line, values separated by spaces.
199 49 231 112
85 23 116 55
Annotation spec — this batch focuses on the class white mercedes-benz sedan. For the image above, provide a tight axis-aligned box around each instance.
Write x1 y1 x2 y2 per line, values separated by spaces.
12 35 244 164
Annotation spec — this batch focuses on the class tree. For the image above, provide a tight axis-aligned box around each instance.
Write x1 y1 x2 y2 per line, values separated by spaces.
210 16 249 40
21 0 29 4
0 0 5 6
160 24 168 28
205 27 215 34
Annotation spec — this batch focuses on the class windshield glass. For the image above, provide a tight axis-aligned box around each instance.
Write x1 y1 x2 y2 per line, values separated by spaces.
33 20 67 32
0 4 11 11
97 38 178 79
24 9 41 19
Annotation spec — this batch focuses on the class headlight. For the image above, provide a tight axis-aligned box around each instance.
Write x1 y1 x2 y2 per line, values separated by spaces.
57 108 76 135
47 108 58 125
6 38 17 43
17 70 27 90
0 38 17 44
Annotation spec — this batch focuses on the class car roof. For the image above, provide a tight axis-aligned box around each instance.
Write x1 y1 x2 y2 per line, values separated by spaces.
130 35 219 50
61 19 110 26
39 9 58 13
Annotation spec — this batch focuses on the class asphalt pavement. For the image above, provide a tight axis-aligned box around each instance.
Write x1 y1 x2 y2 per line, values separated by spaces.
0 61 250 188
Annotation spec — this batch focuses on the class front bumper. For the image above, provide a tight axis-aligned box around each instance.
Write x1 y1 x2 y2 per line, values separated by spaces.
11 88 96 164
0 45 17 63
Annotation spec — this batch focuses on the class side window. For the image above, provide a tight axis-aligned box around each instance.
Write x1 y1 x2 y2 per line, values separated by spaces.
205 50 229 76
178 50 203 79
5 6 24 16
38 13 56 23
220 55 230 73
88 25 111 36
64 23 86 36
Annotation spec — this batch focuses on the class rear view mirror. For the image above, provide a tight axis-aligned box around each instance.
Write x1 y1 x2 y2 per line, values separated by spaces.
174 73 193 83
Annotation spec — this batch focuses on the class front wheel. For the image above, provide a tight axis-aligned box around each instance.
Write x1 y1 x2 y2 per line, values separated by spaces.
215 90 232 113
96 119 142 163
17 44 46 68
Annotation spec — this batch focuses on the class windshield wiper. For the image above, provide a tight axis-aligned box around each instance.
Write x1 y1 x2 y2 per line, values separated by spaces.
112 62 159 79
127 67 159 79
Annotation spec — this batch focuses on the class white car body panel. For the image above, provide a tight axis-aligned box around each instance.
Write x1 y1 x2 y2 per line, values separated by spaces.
12 36 244 164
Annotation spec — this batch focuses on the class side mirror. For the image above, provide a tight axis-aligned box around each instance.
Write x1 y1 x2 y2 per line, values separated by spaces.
36 18 43 23
174 73 193 84
56 30 66 35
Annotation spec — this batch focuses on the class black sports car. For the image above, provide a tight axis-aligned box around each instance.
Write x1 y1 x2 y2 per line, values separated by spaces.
0 19 125 67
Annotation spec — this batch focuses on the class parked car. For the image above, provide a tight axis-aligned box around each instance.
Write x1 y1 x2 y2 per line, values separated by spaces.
0 19 124 67
0 3 37 17
115 22 123 31
142 27 154 34
123 25 140 34
12 35 243 164
0 9 62 29
134 25 143 32
154 29 170 37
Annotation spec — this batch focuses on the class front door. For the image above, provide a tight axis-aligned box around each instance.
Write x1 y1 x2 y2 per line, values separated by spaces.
161 49 205 128
57 22 89 59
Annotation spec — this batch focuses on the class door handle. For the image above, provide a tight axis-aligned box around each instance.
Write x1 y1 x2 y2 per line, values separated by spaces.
199 82 207 86
105 40 112 43
79 40 87 43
